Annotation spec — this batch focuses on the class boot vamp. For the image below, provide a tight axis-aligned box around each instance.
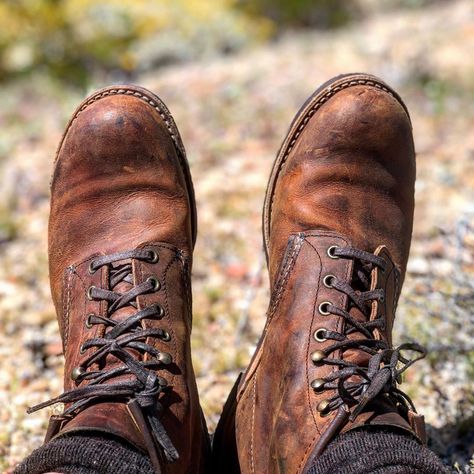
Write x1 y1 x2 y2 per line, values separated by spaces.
49 93 193 313
269 85 415 287
47 91 207 471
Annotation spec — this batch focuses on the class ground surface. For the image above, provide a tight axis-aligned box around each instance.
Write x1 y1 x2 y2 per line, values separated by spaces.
0 1 473 472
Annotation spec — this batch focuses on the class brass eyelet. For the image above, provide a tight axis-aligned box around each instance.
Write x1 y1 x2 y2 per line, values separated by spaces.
318 301 332 316
158 352 172 365
79 344 86 354
71 366 85 381
314 328 327 342
161 331 171 342
327 245 339 259
87 286 96 300
311 350 325 363
88 261 97 274
147 276 161 291
148 250 159 264
311 378 325 391
323 274 336 288
85 313 94 329
154 304 165 319
317 399 330 416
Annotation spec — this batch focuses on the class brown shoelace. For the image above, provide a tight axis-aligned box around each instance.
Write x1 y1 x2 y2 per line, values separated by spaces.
312 246 426 420
28 248 179 465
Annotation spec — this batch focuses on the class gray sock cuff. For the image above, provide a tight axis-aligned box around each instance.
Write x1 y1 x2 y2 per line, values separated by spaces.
307 427 449 474
13 432 154 474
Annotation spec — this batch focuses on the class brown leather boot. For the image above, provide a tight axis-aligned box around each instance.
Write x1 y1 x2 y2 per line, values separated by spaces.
29 85 210 473
213 73 426 473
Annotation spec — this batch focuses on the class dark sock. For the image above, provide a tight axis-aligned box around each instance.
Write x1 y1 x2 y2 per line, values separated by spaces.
308 428 449 474
14 432 154 474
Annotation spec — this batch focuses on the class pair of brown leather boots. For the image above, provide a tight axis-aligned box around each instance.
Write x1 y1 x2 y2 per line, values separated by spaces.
30 73 427 474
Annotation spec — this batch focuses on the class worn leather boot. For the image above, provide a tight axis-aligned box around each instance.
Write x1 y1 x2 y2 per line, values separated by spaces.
29 85 210 473
213 73 426 473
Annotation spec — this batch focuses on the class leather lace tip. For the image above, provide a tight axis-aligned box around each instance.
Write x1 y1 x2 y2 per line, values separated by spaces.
349 399 369 422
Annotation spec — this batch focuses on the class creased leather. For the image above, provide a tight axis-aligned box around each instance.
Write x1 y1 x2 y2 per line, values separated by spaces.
46 86 209 473
221 75 421 474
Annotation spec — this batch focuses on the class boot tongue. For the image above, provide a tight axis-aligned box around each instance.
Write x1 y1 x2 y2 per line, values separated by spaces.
343 257 378 366
101 263 143 375
108 278 136 323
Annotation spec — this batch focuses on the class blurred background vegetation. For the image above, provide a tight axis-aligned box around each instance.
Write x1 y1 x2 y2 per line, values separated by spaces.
0 0 448 88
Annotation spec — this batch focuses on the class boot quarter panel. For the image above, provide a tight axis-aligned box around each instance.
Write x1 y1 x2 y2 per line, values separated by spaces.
236 231 353 473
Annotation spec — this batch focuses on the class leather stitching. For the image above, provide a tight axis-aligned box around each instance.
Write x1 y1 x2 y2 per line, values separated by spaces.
235 234 304 395
161 252 180 387
68 264 91 364
180 255 193 327
268 233 305 320
65 243 182 271
63 268 73 351
301 241 322 435
393 265 400 313
298 435 317 473
61 254 102 350
250 374 257 474
54 89 183 164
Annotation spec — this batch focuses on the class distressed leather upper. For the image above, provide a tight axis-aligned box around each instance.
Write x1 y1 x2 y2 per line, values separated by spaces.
233 77 423 474
46 87 208 473
49 90 194 304
268 83 415 288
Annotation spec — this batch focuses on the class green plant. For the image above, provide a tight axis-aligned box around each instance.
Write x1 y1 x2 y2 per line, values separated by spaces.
237 0 359 28
0 0 271 87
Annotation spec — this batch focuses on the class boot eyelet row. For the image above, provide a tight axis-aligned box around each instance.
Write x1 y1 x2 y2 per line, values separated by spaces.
327 245 339 259
314 328 327 342
313 255 336 417
71 366 85 381
318 301 332 315
313 272 332 408
323 274 336 288
147 276 161 291
87 286 96 300
85 313 94 329
148 250 159 264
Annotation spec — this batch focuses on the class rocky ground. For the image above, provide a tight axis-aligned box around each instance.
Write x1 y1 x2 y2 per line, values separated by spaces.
0 0 473 472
